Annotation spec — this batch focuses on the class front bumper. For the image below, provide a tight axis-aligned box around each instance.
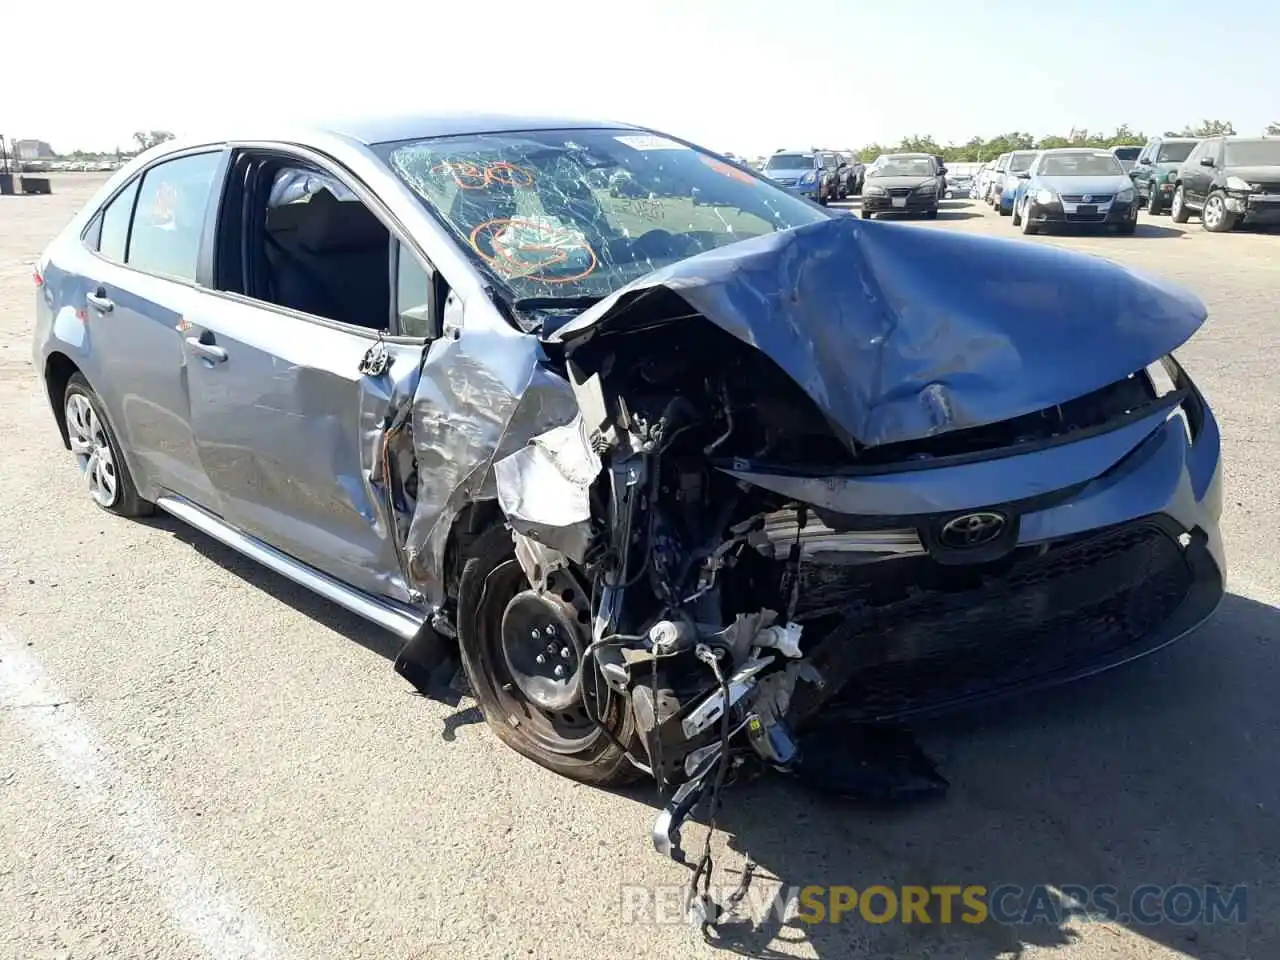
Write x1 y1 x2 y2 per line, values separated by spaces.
862 191 937 212
740 368 1225 723
1026 197 1137 227
1227 192 1280 223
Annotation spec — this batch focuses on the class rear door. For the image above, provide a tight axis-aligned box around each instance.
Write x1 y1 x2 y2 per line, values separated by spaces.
182 149 436 602
78 149 229 507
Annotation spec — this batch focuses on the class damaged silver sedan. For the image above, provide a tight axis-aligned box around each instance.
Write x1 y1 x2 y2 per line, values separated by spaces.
34 115 1224 882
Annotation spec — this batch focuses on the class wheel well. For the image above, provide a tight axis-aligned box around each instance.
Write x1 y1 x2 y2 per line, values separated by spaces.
44 352 80 449
441 500 506 601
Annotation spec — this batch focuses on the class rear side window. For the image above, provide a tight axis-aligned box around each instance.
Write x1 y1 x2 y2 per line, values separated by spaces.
126 152 223 282
97 179 141 262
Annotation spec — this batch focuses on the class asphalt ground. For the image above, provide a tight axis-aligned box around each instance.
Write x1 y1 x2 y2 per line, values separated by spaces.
2 176 1278 960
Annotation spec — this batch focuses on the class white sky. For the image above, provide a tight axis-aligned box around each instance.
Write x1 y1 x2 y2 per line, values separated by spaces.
4 0 1278 155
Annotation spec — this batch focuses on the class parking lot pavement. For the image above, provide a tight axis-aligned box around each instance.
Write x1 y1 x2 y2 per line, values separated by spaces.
2 178 1279 960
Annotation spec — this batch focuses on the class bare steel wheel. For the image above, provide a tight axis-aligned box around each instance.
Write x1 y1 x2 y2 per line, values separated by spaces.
62 374 151 517
455 525 638 785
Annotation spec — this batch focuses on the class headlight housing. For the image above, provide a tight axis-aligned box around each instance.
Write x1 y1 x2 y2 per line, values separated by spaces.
1117 186 1135 202
915 182 935 194
1035 187 1056 205
865 184 886 196
1165 169 1180 182
1225 175 1253 192
800 171 817 185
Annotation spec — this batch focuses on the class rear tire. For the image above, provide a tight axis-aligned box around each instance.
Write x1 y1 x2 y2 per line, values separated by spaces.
925 206 938 219
1170 185 1190 223
62 374 152 518
1147 186 1164 215
455 525 639 787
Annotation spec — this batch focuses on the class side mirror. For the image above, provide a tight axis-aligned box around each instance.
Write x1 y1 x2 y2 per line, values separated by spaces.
1017 171 1031 179
938 166 948 176
1199 157 1215 167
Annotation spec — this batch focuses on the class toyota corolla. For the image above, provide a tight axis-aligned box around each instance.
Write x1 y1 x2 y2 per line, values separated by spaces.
33 114 1224 874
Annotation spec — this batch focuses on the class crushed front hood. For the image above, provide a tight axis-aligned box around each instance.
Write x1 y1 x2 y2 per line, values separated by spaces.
551 217 1207 449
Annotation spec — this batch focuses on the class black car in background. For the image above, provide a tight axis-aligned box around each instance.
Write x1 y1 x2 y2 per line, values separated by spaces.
836 151 863 197
1129 137 1199 214
1171 136 1280 232
861 153 943 219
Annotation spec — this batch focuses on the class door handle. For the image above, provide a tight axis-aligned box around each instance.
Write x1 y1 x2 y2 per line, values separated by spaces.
86 288 114 313
185 335 227 363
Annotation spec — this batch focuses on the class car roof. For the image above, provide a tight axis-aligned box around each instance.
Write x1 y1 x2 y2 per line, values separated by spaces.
1040 147 1110 154
319 112 644 144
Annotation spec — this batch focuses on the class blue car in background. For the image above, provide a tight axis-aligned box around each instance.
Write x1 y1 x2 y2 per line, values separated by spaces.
1010 148 1140 235
762 149 836 204
996 150 1038 215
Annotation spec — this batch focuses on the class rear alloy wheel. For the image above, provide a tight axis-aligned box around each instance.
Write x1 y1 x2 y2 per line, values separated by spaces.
1201 190 1237 233
63 374 152 517
1170 185 1190 223
455 525 638 786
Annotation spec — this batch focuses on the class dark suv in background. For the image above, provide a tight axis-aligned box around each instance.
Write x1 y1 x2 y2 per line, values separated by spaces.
1129 137 1199 214
1171 136 1280 232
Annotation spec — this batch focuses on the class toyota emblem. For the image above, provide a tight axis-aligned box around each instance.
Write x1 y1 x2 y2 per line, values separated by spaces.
939 512 1007 548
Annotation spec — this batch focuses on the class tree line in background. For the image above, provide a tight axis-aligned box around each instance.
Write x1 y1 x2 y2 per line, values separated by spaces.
856 119 1280 163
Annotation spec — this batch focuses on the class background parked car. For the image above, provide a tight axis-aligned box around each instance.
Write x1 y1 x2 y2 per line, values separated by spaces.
1171 136 1280 232
1129 137 1200 214
982 153 1011 204
1109 144 1143 173
1010 148 1138 235
861 153 943 219
995 150 1038 215
836 151 863 197
763 149 832 204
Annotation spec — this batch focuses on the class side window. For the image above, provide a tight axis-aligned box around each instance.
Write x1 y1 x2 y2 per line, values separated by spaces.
97 178 141 262
127 152 223 282
221 158 399 332
1186 141 1206 165
395 242 433 338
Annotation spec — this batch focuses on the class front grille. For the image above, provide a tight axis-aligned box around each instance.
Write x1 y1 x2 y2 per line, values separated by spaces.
1064 213 1107 222
1061 193 1115 203
773 177 799 187
804 520 1194 720
887 187 912 197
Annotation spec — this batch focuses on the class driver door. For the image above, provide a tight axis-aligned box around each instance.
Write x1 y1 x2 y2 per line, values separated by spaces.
184 149 438 602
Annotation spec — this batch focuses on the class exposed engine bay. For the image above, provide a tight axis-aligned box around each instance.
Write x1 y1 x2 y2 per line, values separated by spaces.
463 308 1184 925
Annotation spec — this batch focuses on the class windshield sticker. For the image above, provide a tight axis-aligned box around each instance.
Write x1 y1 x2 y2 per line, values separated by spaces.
699 155 756 184
469 217 598 284
614 134 688 151
430 159 536 190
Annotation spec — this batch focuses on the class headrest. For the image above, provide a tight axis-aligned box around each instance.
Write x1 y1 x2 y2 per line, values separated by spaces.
296 189 387 253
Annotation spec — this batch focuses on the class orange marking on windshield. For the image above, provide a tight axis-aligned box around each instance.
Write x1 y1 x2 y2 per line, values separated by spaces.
700 155 755 184
468 218 598 284
431 160 536 190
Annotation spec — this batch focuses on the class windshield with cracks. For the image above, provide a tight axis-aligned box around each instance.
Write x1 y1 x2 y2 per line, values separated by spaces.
377 129 826 305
